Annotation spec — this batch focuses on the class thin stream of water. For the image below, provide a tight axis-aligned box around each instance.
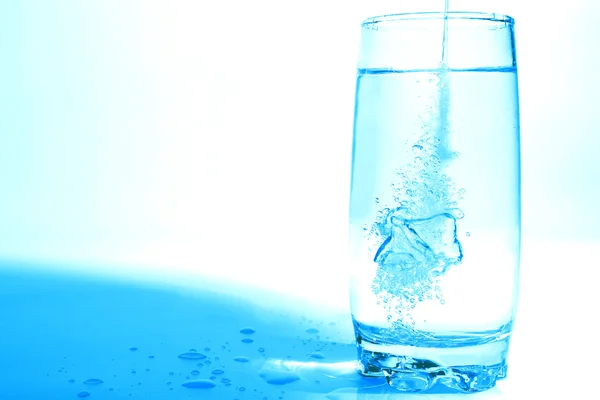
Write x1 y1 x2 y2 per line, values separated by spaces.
441 0 449 67
438 0 452 164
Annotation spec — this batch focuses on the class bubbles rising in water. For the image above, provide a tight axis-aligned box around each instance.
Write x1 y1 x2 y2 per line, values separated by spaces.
369 71 465 326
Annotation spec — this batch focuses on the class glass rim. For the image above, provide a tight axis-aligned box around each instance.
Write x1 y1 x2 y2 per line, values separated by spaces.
362 12 514 27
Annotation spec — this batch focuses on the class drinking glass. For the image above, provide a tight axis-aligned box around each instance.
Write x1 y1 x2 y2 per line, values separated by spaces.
348 12 520 393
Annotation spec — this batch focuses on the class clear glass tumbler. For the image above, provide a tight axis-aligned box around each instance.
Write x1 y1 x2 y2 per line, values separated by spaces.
349 12 520 393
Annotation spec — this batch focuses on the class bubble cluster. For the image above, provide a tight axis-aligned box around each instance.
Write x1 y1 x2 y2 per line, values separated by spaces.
369 71 465 326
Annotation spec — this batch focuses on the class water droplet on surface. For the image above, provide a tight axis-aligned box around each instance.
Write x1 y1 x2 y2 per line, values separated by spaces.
169 372 175 376
178 352 207 360
191 370 200 376
412 145 423 153
129 347 138 352
305 328 319 334
310 352 325 360
239 387 246 392
145 368 150 372
234 356 250 363
204 347 210 352
258 348 265 353
466 232 471 236
148 355 155 359
181 379 217 389
68 379 75 383
241 338 254 344
189 348 197 352
84 379 103 385
240 327 255 334
130 370 136 374
212 369 224 375
204 360 212 365
77 392 90 398
259 369 301 385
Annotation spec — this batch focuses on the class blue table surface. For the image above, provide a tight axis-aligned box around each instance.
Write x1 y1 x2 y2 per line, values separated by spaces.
0 262 504 400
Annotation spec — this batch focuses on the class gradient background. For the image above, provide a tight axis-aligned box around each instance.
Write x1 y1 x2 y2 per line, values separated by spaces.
0 1 598 395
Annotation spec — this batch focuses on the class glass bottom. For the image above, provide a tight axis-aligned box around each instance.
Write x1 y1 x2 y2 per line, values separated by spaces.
355 321 510 393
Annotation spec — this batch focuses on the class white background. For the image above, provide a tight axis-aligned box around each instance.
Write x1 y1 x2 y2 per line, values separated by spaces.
0 2 598 396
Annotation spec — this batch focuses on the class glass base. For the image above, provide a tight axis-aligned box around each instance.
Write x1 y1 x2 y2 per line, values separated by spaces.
356 326 510 393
